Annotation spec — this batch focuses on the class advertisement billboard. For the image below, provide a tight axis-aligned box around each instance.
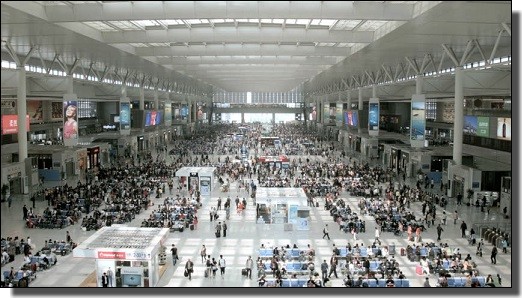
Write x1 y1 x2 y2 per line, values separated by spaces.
119 101 131 130
476 117 489 137
180 104 189 120
410 95 426 146
63 96 79 146
368 102 379 131
27 100 43 123
497 117 511 140
1 114 30 134
309 104 317 121
463 115 478 135
164 101 172 126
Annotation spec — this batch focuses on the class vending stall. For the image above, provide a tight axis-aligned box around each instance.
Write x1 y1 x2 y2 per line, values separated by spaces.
175 167 216 196
73 226 169 287
255 188 311 231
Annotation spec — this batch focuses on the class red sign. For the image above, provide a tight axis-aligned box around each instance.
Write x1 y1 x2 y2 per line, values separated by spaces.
2 115 30 134
97 251 126 259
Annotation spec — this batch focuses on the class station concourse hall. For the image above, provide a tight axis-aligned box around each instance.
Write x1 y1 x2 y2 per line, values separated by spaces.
0 0 516 291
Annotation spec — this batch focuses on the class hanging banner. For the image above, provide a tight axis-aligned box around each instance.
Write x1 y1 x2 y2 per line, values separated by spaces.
164 100 172 126
368 98 379 136
120 99 131 135
1 114 30 134
410 94 426 147
63 94 78 147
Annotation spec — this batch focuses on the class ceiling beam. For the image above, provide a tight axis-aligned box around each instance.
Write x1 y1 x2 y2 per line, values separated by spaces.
43 2 415 22
101 27 374 44
135 44 350 56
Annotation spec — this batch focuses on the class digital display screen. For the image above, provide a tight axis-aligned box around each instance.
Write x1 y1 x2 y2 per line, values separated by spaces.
369 103 379 130
122 274 141 286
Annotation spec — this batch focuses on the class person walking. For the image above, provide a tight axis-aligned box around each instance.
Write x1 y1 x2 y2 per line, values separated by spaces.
320 260 329 281
323 224 330 240
171 244 179 266
222 221 228 237
217 197 222 210
328 255 338 279
185 259 194 280
374 227 381 245
245 256 254 279
436 224 444 241
215 222 222 238
501 238 508 253
453 210 458 225
491 246 498 264
218 255 226 278
22 205 28 220
423 277 431 287
460 221 467 238
200 245 207 264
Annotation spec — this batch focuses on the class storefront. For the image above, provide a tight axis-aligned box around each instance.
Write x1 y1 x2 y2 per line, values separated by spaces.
175 167 216 196
255 188 311 231
73 226 169 287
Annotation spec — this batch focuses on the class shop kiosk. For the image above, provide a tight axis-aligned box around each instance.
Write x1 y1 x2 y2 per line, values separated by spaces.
73 226 169 287
255 188 311 231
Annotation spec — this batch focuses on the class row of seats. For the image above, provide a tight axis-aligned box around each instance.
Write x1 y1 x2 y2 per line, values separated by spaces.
261 262 310 274
259 248 308 259
361 278 410 287
447 276 486 287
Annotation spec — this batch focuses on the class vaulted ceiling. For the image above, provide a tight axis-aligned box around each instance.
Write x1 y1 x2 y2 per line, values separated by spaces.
1 1 513 94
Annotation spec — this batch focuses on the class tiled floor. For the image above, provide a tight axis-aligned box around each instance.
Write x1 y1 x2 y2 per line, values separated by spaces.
0 149 512 288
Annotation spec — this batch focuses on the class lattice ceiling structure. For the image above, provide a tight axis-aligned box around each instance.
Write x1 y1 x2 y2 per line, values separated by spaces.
1 1 513 95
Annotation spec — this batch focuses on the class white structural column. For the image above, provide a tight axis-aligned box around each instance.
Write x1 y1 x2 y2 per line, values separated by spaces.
416 75 423 95
154 87 159 110
139 86 145 110
453 66 464 165
372 84 377 98
187 99 192 123
17 67 28 161
66 75 74 95
358 88 363 134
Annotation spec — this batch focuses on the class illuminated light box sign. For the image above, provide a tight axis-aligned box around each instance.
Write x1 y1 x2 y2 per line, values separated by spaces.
368 98 379 136
97 250 151 260
1 114 30 134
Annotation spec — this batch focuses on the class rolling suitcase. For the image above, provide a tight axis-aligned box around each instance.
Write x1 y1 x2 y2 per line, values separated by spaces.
400 248 406 256
242 268 248 276
190 224 195 230
316 202 319 207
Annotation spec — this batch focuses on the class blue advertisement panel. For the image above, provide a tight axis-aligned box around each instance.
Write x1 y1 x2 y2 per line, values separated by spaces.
119 101 131 130
352 110 359 127
411 101 426 139
180 104 189 120
463 115 478 135
336 103 343 123
164 101 172 126
63 95 78 147
344 111 349 126
368 102 379 131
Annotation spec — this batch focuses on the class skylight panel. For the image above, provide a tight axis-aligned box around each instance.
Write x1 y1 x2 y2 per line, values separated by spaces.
108 21 140 30
295 19 310 25
317 42 336 46
83 21 119 31
357 20 388 31
260 19 272 23
310 19 321 25
272 19 285 24
332 20 363 30
163 20 184 25
319 19 336 27
132 20 158 27
129 43 149 47
148 43 170 47
185 19 203 24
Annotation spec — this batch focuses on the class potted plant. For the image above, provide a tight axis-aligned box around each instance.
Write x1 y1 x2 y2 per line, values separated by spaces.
1 184 9 202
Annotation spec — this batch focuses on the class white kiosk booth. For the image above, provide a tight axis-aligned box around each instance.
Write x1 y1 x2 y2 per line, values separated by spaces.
73 226 169 287
175 167 216 196
255 187 311 231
